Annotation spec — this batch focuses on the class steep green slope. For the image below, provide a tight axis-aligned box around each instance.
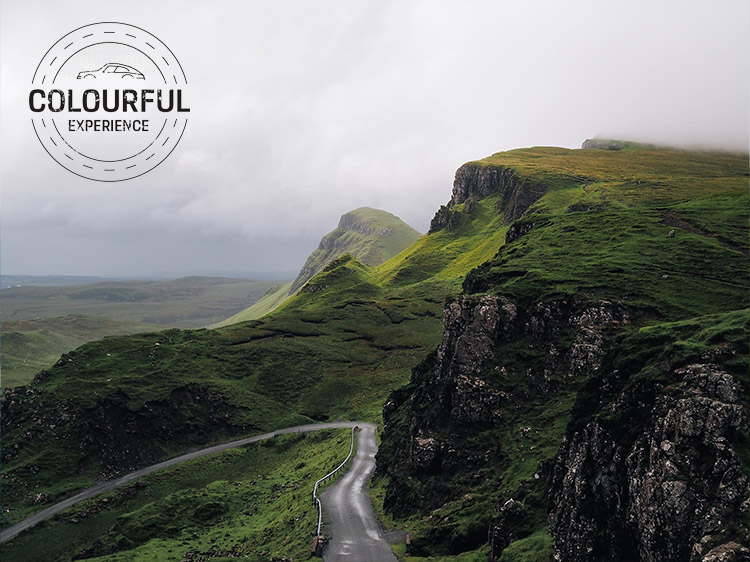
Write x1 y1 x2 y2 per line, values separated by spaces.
375 142 749 561
1 315 163 388
212 281 293 327
288 207 421 293
213 207 421 326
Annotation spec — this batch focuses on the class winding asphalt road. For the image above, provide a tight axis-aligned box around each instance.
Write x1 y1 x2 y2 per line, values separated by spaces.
0 421 364 544
320 423 397 562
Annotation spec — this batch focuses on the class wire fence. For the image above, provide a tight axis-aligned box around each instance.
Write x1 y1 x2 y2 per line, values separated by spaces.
312 426 357 536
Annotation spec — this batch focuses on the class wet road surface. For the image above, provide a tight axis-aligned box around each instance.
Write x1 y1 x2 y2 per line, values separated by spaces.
320 423 397 562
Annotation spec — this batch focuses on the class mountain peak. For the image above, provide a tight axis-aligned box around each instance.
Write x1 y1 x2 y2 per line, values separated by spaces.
289 208 421 294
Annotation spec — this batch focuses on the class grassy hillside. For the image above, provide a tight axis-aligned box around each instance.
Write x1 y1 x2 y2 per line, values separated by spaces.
0 428 353 562
1 190 510 537
2 142 747 561
214 207 421 326
288 207 421 294
1 315 162 388
1 277 280 387
212 282 293 327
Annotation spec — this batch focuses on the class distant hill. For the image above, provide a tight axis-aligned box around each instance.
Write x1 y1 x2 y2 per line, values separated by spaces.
1 315 162 388
1 276 279 328
1 275 117 289
214 208 421 326
289 207 421 294
1 276 280 387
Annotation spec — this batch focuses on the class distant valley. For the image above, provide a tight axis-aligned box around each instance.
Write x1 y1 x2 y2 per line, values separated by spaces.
1 276 283 387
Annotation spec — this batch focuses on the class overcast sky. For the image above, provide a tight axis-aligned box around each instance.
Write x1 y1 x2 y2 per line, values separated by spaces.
1 0 748 278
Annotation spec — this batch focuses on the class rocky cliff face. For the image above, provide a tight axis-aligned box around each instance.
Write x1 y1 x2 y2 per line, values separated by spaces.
429 163 546 232
549 362 749 562
377 293 631 552
377 289 749 560
381 146 750 559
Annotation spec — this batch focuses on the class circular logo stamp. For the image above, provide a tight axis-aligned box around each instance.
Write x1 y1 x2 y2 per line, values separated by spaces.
29 22 189 182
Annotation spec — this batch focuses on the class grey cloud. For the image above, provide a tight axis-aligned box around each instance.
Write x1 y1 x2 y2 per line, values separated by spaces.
2 0 748 276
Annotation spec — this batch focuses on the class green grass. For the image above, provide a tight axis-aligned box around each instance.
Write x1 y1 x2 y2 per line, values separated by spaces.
213 207 422 327
375 195 509 288
212 282 293 327
288 207 421 294
463 147 749 319
498 531 554 562
0 429 355 562
467 202 747 317
479 145 748 192
1 315 163 387
336 207 423 266
671 192 750 250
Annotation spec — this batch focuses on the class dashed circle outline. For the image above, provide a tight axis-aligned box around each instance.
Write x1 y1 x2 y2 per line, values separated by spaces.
31 22 189 182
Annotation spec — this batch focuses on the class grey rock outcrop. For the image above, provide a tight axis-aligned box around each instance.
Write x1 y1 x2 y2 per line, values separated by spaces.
488 498 527 555
581 138 627 150
549 363 750 562
378 296 629 523
429 163 546 233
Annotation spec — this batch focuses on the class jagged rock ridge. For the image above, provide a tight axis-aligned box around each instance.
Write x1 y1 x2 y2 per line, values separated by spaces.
429 162 546 232
377 294 632 554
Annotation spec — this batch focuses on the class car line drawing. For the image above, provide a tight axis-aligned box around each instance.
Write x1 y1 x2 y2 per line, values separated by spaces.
77 63 145 79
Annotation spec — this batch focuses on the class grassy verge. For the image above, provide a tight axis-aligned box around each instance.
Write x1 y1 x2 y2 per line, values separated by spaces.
0 429 353 562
